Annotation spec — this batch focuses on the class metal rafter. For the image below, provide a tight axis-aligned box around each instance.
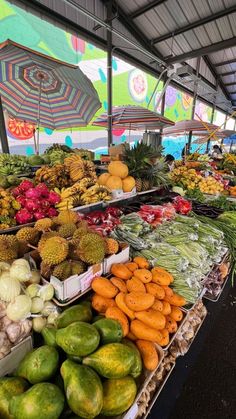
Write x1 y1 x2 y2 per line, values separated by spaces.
203 56 231 102
225 82 236 86
215 58 236 67
152 5 236 44
166 37 236 64
219 70 236 76
130 0 167 19
101 0 164 61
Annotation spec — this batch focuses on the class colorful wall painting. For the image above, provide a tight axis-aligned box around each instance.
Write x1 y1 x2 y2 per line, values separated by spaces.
213 110 226 128
194 100 213 123
164 86 193 122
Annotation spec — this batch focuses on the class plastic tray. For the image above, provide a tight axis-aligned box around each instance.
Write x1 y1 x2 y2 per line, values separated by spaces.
203 273 230 302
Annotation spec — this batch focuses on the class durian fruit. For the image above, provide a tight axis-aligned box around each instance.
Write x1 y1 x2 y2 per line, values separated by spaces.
105 238 119 255
71 260 86 275
57 223 77 239
52 260 72 281
77 233 105 265
38 232 59 253
73 220 89 240
40 236 69 266
0 235 19 261
18 241 30 257
34 218 53 232
16 227 40 245
40 261 52 280
68 240 79 260
57 210 78 225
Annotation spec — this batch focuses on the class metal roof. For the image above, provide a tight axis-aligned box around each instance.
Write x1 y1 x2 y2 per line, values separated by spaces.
17 0 236 112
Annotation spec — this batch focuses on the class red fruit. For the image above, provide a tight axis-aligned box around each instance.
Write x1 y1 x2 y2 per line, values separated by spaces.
11 186 22 198
41 200 50 210
25 188 41 199
35 183 49 198
47 207 58 217
25 199 40 212
19 180 34 192
16 195 26 207
34 211 46 221
48 191 61 205
15 208 33 224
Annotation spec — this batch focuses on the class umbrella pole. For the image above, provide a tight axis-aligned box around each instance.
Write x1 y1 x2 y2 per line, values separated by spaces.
0 96 9 153
36 80 42 155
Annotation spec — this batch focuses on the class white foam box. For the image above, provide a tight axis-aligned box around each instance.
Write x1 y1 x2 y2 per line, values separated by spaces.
0 336 33 377
46 262 103 302
103 243 130 274
111 187 136 200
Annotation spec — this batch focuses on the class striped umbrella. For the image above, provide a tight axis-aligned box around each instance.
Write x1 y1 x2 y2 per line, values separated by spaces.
93 105 174 130
163 119 219 136
0 40 101 150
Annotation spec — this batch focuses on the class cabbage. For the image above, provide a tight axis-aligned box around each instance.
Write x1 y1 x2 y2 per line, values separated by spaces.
31 297 44 314
0 272 21 302
10 259 32 282
26 284 41 298
38 284 54 301
32 317 47 333
6 295 32 321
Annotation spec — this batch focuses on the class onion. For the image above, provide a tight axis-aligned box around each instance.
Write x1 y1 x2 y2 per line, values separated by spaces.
26 284 40 298
32 317 47 333
6 295 32 321
38 284 54 301
31 297 44 314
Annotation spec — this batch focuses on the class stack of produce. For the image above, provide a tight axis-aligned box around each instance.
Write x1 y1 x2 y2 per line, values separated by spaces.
203 259 230 300
35 164 72 189
113 212 226 304
0 154 31 177
123 143 170 192
91 258 186 352
0 189 21 230
12 180 60 224
83 206 123 236
98 161 136 193
217 153 236 174
0 301 144 418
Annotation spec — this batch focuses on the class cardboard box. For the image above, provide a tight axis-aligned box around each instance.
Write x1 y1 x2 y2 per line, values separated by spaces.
0 336 33 377
103 243 130 274
109 143 126 157
44 263 103 302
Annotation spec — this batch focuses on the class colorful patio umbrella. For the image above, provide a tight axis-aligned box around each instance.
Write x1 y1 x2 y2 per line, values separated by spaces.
0 40 101 152
93 105 174 131
193 129 236 144
162 119 219 136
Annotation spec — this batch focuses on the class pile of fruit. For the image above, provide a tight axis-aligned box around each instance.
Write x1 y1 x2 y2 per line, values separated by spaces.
98 161 136 193
91 257 186 349
1 301 143 418
12 180 60 224
198 176 224 195
0 154 31 177
0 189 20 229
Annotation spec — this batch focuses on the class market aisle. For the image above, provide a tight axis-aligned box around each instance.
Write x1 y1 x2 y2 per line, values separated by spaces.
149 280 236 419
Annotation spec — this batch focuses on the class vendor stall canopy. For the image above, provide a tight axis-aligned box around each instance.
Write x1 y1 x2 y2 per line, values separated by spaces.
34 0 236 113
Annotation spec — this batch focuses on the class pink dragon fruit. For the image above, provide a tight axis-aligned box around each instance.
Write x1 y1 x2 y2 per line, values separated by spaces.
47 207 58 217
40 200 50 210
15 208 33 224
19 180 34 192
11 186 22 198
25 199 40 212
48 191 61 205
25 188 41 199
34 210 46 221
16 195 27 207
35 183 49 198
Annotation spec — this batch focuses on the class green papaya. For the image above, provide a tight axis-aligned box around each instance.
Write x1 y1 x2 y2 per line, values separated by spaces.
0 377 29 419
101 376 137 416
83 343 135 378
56 304 92 329
41 326 57 347
16 345 59 384
9 382 64 419
122 338 142 378
56 321 100 357
93 318 123 344
61 360 103 418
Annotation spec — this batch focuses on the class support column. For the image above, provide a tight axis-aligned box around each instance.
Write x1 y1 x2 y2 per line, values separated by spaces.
107 0 113 147
0 96 9 153
188 56 201 155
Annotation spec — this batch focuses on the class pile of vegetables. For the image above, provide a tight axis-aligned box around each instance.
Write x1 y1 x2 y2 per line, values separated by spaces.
91 257 186 350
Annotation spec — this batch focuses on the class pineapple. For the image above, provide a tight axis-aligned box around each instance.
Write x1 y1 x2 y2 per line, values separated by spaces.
141 179 151 191
135 178 143 192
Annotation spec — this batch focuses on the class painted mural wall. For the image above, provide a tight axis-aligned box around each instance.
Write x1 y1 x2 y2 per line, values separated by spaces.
0 0 229 159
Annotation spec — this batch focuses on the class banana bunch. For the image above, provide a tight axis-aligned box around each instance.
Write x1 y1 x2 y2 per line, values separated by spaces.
35 164 72 189
55 194 81 210
0 154 31 176
64 155 97 182
80 183 111 205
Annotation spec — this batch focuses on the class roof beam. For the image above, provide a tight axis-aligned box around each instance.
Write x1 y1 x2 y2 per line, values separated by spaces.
101 0 164 61
225 81 236 86
228 92 236 95
215 58 236 67
219 70 236 76
166 36 236 64
203 56 231 101
152 5 236 44
130 0 167 19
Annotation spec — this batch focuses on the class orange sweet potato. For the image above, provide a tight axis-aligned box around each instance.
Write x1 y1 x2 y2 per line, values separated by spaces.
151 299 163 312
135 309 166 330
92 294 116 313
165 293 186 307
91 277 118 298
170 306 183 322
105 306 129 336
115 292 135 320
125 292 154 311
162 300 171 316
130 319 162 344
165 315 178 333
145 283 165 300
133 269 152 283
110 277 127 293
136 340 159 371
127 277 146 293
159 328 170 347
